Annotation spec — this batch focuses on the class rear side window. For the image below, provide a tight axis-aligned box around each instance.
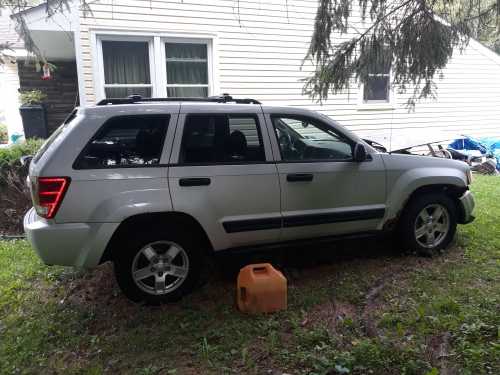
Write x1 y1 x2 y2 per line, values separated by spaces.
74 115 169 169
180 114 265 164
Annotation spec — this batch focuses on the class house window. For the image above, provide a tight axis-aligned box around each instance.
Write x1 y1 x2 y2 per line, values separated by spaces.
166 43 209 97
363 62 391 103
97 35 213 100
102 41 152 98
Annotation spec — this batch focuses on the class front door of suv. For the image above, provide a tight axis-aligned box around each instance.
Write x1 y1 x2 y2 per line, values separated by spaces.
168 106 281 250
266 112 387 241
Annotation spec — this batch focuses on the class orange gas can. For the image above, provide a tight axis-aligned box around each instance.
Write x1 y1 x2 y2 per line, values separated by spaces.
237 263 287 313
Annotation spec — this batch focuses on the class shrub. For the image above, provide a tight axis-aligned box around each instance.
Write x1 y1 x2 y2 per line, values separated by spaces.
19 89 47 106
0 139 45 168
0 140 44 234
0 124 7 144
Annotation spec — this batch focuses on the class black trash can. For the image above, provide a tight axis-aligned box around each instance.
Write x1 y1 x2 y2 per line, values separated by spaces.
19 104 48 139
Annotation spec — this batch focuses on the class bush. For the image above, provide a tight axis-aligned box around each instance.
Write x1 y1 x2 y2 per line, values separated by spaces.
0 139 44 234
0 139 44 168
0 124 7 144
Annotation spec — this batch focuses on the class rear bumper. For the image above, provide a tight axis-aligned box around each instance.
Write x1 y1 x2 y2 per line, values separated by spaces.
458 190 475 224
23 207 119 268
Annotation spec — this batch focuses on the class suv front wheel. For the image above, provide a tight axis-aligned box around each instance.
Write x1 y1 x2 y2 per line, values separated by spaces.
398 192 458 256
114 226 203 303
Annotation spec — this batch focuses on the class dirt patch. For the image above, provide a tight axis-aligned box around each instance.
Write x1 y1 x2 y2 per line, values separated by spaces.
305 300 357 333
426 333 458 375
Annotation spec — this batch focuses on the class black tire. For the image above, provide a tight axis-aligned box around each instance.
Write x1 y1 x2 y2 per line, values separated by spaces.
398 192 458 256
113 224 204 304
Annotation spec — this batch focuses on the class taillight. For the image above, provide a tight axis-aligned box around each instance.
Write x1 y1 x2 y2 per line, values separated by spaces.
32 177 71 219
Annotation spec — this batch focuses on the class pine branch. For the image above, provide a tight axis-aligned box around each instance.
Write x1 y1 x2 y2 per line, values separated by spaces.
305 0 498 104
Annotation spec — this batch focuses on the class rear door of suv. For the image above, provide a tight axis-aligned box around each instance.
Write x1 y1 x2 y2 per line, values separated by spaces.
168 104 281 250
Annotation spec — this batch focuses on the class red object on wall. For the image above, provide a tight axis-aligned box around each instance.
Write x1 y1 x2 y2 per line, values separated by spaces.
41 64 52 80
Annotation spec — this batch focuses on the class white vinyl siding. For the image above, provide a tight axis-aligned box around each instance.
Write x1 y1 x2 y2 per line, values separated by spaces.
79 0 500 147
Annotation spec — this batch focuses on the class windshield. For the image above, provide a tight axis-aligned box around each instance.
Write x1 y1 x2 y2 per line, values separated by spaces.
32 110 77 164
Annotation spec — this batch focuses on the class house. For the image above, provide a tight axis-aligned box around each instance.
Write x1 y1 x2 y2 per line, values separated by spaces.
0 6 78 143
3 0 500 148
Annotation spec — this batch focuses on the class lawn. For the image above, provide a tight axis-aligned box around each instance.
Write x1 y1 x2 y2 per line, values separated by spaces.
0 175 499 375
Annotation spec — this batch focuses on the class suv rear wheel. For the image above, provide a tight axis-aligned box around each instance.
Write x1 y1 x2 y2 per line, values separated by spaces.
113 226 204 303
398 192 458 256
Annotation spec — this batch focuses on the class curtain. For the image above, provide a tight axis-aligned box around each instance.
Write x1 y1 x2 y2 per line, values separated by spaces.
166 43 207 59
167 61 207 84
105 87 152 98
166 43 208 87
102 41 151 85
364 77 389 101
167 87 208 97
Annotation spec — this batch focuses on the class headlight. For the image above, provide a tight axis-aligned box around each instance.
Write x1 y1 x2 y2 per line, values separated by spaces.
466 169 473 185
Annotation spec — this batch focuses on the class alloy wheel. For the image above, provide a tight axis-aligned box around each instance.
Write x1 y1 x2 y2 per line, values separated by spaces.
414 204 450 249
131 241 189 295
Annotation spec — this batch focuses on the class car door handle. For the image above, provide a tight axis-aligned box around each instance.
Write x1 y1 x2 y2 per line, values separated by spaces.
286 173 314 182
179 178 211 187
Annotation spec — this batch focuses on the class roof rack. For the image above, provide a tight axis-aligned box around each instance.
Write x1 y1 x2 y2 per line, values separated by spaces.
97 93 261 106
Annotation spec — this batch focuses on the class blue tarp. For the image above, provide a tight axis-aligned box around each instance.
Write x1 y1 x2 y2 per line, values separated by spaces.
449 136 500 171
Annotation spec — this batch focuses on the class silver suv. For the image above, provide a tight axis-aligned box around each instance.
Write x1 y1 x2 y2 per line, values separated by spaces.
24 95 475 303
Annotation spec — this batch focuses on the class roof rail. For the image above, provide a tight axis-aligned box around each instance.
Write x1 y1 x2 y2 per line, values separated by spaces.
97 93 261 106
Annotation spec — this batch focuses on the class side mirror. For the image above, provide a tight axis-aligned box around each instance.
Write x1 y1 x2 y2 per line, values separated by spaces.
353 143 367 162
20 155 33 167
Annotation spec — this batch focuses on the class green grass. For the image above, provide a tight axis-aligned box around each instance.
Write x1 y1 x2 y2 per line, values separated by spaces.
1 175 499 375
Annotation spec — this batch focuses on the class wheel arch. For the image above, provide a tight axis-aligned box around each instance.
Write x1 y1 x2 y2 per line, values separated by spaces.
100 211 214 264
390 183 467 229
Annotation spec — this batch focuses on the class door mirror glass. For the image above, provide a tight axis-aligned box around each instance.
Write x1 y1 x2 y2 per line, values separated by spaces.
20 155 33 167
353 143 367 162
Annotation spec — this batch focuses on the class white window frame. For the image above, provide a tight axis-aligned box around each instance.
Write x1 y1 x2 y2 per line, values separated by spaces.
357 70 395 110
93 31 216 102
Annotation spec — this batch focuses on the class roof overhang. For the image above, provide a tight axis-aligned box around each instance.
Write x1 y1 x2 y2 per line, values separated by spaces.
11 1 75 32
10 1 76 60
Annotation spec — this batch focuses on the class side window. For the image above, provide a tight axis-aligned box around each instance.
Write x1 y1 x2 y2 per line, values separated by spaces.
74 115 169 169
180 114 265 164
271 116 353 161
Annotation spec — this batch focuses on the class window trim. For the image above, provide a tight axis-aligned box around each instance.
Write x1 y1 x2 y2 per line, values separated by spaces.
270 114 356 163
94 32 215 101
177 113 267 166
72 114 171 170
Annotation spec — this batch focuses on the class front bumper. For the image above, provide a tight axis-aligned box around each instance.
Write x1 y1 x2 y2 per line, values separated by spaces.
23 207 119 268
458 190 475 224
